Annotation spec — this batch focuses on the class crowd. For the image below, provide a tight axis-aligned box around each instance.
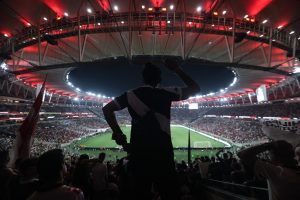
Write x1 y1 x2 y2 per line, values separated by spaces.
1 144 299 200
205 102 300 117
0 148 203 200
192 117 268 144
0 146 251 200
0 118 107 144
0 103 99 114
171 109 200 124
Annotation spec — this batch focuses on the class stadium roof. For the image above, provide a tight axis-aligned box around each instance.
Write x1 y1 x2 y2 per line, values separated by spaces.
0 0 300 103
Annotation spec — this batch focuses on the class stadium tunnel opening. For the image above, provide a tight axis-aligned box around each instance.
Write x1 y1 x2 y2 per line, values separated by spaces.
68 56 236 97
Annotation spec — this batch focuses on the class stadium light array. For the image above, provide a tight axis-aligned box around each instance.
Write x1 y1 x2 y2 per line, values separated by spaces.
220 98 228 102
188 71 238 99
298 37 300 40
290 31 295 35
293 67 300 74
170 5 174 10
1 62 8 70
277 25 283 29
230 77 237 87
244 14 248 18
262 19 268 24
43 17 48 21
196 6 202 12
87 8 92 13
64 12 69 17
222 10 227 15
141 5 145 9
114 5 119 11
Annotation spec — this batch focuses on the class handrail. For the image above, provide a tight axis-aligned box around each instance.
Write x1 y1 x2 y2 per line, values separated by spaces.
202 179 269 200
1 11 298 54
207 179 268 191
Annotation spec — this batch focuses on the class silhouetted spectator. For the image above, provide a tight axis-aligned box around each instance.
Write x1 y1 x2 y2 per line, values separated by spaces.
7 158 39 200
91 152 108 200
102 59 200 200
72 154 92 199
217 150 233 181
0 149 16 200
28 149 84 200
238 140 300 200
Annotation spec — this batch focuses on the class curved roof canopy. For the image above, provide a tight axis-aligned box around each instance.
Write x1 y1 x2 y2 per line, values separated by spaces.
0 0 300 102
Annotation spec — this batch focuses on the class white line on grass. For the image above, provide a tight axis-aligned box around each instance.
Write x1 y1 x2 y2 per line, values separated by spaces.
172 125 231 147
124 124 231 147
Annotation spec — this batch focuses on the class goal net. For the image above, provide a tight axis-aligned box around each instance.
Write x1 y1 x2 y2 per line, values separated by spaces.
193 141 212 148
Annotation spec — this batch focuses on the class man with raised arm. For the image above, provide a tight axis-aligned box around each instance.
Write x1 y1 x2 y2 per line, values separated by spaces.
102 59 200 200
238 140 300 200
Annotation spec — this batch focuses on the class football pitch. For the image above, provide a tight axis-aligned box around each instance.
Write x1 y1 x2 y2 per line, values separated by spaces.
70 125 231 161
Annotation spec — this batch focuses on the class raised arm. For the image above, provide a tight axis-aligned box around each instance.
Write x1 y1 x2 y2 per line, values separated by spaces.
164 59 200 99
237 142 272 169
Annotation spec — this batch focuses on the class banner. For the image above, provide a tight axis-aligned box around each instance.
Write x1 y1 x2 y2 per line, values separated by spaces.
11 77 46 163
261 119 300 147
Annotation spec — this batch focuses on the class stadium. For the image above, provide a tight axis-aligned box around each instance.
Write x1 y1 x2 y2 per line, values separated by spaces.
0 0 300 199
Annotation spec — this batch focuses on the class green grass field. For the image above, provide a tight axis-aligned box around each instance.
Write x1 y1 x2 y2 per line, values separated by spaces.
69 125 230 161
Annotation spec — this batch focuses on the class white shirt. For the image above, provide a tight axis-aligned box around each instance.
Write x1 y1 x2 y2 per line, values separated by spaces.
255 160 300 200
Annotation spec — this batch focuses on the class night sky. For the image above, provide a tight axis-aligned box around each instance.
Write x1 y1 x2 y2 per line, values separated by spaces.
69 59 235 97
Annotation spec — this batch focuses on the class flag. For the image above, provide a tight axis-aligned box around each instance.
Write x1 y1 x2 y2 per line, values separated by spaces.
188 128 191 165
11 77 46 162
97 0 110 12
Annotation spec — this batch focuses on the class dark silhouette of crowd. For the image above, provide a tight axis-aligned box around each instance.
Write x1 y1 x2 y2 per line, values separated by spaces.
1 143 299 200
0 149 208 200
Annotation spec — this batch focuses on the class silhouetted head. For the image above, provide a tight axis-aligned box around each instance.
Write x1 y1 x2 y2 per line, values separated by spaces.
37 149 65 182
142 62 161 87
19 158 38 178
211 156 215 162
270 140 297 168
223 153 229 160
78 154 89 161
98 152 106 163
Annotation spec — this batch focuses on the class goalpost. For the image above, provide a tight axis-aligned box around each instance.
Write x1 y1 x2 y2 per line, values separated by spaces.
193 141 213 148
